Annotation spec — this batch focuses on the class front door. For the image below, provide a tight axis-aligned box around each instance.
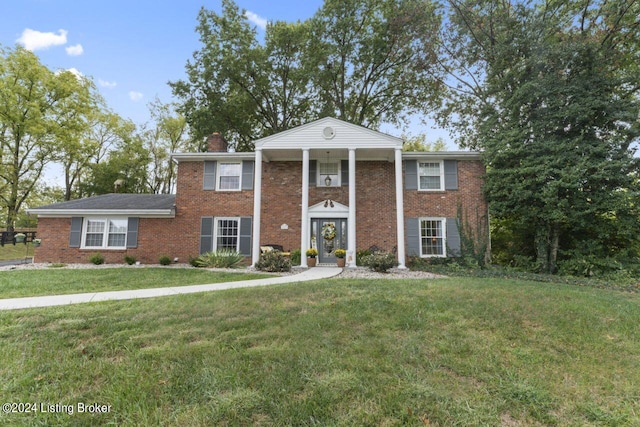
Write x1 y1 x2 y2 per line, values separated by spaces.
311 218 347 264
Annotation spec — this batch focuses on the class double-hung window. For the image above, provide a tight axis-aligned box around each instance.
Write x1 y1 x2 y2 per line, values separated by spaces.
318 162 340 187
418 161 444 190
215 218 239 251
420 218 446 257
82 218 127 249
217 162 242 190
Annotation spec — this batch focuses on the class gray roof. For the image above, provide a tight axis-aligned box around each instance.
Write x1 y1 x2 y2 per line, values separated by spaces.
29 193 176 213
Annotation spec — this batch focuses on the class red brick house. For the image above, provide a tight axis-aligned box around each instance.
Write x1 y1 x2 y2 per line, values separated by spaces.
29 117 487 267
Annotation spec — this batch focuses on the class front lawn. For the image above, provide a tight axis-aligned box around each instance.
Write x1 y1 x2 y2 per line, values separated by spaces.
0 243 33 262
0 268 272 299
0 277 638 426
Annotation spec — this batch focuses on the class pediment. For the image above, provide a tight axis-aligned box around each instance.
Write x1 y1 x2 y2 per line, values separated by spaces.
308 199 349 215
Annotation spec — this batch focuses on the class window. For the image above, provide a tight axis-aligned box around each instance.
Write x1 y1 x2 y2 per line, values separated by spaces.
418 161 444 190
420 218 446 257
318 162 340 187
215 218 239 251
217 162 242 190
82 218 128 249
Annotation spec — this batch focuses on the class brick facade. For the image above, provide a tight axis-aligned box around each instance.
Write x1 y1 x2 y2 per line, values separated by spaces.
33 157 486 265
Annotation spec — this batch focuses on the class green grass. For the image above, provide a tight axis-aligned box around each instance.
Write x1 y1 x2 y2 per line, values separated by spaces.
0 268 272 299
1 276 639 426
0 243 33 261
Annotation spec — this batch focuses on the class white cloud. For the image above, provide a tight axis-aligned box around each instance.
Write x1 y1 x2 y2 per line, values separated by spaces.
98 79 117 88
17 28 68 51
129 91 143 101
55 68 83 79
65 44 83 56
244 11 268 30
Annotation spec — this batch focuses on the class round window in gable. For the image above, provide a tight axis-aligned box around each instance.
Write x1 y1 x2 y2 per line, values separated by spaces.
322 126 335 139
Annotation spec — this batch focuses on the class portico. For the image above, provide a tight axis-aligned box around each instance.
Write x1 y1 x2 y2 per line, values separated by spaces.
250 117 406 268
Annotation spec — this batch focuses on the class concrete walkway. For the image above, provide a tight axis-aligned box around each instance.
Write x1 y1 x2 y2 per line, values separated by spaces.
0 267 343 311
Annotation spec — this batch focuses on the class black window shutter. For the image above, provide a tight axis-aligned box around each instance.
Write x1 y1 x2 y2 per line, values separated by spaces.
239 217 252 256
341 159 348 186
69 217 83 248
126 217 139 248
444 160 458 190
203 161 217 190
446 218 461 257
200 217 213 254
405 217 420 256
309 160 317 186
405 160 418 190
241 160 255 190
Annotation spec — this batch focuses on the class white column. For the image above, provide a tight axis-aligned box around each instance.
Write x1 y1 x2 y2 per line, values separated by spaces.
251 149 263 267
347 148 357 268
394 147 407 268
300 148 310 268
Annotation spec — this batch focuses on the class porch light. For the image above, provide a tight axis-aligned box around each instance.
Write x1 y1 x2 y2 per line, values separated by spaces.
324 175 332 186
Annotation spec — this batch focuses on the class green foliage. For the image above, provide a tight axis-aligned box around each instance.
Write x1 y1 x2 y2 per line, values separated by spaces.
356 249 371 266
158 255 172 266
439 1 640 273
456 204 489 269
171 0 443 149
124 255 136 265
290 249 301 266
402 135 447 152
89 252 105 265
0 46 99 230
255 251 292 272
194 250 244 269
361 251 398 273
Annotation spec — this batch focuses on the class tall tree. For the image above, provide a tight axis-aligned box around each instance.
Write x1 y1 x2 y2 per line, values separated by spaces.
0 46 96 231
439 0 640 273
141 98 194 194
308 0 442 128
171 0 314 151
171 0 443 150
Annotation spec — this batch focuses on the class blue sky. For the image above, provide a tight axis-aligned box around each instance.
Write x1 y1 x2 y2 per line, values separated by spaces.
1 0 449 144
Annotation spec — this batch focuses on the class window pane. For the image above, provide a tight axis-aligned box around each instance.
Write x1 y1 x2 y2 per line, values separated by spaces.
219 176 240 190
218 163 241 190
109 219 127 233
419 162 441 190
217 219 239 251
87 220 105 234
108 234 126 247
319 162 339 175
419 176 441 190
85 233 103 247
420 219 444 256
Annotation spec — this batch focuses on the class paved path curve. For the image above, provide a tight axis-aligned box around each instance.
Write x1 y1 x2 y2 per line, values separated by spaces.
0 267 342 311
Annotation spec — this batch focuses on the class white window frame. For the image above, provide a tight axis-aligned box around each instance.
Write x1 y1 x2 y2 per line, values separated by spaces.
216 162 242 191
418 160 444 191
81 217 128 250
317 161 341 187
419 217 447 257
213 217 240 252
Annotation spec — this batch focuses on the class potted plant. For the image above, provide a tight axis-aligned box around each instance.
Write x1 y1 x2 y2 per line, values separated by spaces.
334 249 346 267
306 248 318 267
32 238 41 248
14 233 26 244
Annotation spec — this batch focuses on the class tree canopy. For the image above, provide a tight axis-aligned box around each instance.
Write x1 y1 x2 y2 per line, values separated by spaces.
171 0 443 151
439 0 640 272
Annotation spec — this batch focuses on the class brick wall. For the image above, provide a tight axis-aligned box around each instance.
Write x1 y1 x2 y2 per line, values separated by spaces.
33 158 486 264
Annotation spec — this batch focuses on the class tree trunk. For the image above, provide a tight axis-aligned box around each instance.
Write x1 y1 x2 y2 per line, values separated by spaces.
549 223 560 274
535 223 551 274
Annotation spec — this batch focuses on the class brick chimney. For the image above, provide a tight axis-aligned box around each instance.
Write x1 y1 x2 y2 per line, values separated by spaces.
206 132 228 152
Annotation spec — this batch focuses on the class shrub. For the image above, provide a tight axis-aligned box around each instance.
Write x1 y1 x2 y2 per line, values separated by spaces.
361 251 398 273
256 251 291 272
89 253 105 265
188 256 200 268
124 255 137 265
159 255 172 266
194 250 244 268
356 249 371 266
290 249 301 266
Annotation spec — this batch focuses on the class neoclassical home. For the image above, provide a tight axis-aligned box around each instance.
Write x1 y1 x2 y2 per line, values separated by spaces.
29 117 487 267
